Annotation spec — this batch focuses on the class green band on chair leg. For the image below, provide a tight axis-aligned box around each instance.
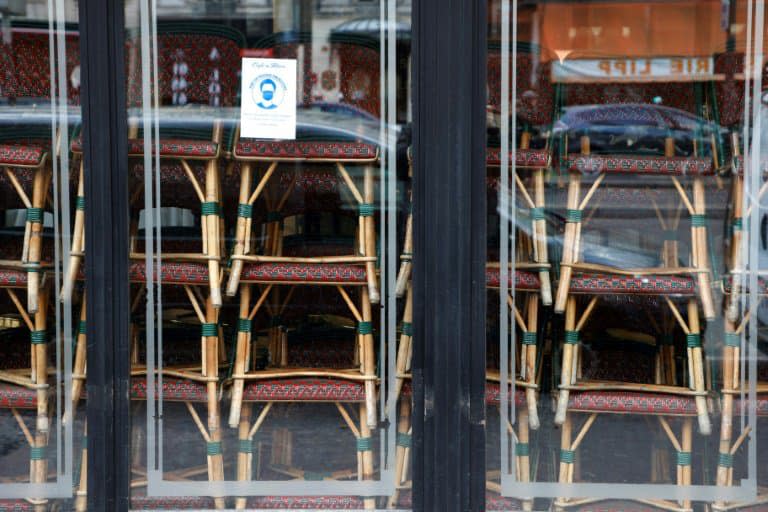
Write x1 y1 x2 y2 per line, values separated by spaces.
718 452 733 468
26 208 43 223
566 209 582 223
530 207 545 221
677 451 692 466
304 472 330 481
564 330 580 345
30 330 47 344
76 196 85 211
516 443 530 456
691 214 707 227
522 332 537 345
358 203 375 217
78 321 87 336
201 202 220 216
207 441 222 456
396 433 411 448
560 449 575 464
732 217 743 231
724 332 740 347
30 446 46 460
238 318 252 333
357 322 373 335
237 203 252 219
686 333 702 348
238 439 253 454
201 323 218 337
401 322 413 337
356 437 373 452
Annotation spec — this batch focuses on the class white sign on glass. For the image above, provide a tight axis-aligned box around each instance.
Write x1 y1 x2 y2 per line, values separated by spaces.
552 56 715 83
240 58 297 139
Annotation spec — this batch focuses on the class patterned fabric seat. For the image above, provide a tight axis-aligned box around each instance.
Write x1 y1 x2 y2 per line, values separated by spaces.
485 383 529 406
566 155 714 176
0 269 28 287
130 377 208 402
0 144 46 167
235 140 378 162
722 275 768 295
72 137 219 159
239 263 367 285
735 395 768 416
397 489 524 511
130 495 217 510
569 272 697 296
246 496 365 509
241 378 366 402
567 390 698 416
487 148 550 169
485 268 541 291
0 383 39 409
129 261 210 285
0 500 37 512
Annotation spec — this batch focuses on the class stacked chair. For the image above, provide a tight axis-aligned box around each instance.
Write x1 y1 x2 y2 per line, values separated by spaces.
713 50 768 512
0 21 79 512
550 67 720 511
225 32 382 510
64 22 245 509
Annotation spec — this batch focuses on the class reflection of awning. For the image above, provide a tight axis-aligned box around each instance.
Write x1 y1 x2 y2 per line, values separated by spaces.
330 17 410 43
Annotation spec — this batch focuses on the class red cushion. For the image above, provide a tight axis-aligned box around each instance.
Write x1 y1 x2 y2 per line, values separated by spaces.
735 394 768 417
236 141 378 161
722 275 768 295
568 390 698 415
0 144 45 167
130 377 208 402
127 139 219 158
569 272 697 296
486 269 541 291
487 148 550 168
240 263 367 284
566 155 714 176
247 496 365 509
242 378 366 402
0 269 28 286
0 383 38 409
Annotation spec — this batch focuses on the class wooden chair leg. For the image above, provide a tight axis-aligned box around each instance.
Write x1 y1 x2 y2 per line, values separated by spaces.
74 422 88 512
362 164 380 304
686 300 710 435
359 402 376 510
235 403 253 510
227 163 253 297
62 161 85 303
518 408 533 512
691 177 715 320
387 397 411 509
229 285 252 428
202 160 222 308
394 283 413 401
360 289 377 428
72 293 88 416
395 209 413 298
726 174 743 322
555 415 574 508
202 297 225 508
27 167 48 314
555 297 577 426
679 418 693 510
532 167 552 306
524 294 539 430
716 319 740 507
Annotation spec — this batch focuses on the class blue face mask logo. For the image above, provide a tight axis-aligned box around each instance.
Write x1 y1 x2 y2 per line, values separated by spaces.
262 89 274 101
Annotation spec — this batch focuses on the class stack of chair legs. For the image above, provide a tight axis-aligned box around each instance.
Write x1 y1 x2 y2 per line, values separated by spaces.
227 138 380 510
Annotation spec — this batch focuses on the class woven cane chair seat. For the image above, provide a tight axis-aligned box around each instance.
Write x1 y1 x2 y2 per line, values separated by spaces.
235 140 378 162
239 263 368 285
567 390 699 416
241 378 366 402
247 496 365 509
569 272 697 296
565 155 714 176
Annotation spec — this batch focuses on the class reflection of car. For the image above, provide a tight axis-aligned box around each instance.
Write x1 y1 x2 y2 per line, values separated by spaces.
553 103 727 156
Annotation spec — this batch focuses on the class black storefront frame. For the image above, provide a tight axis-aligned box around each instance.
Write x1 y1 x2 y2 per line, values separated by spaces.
76 0 489 510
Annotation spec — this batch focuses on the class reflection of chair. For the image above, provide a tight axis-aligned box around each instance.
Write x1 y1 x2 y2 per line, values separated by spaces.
487 48 554 305
61 22 245 306
71 262 227 509
0 22 79 313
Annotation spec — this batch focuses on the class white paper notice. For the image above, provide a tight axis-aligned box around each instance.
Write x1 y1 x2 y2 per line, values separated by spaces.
240 58 297 140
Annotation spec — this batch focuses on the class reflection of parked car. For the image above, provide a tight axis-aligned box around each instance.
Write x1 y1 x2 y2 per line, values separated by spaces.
554 103 727 157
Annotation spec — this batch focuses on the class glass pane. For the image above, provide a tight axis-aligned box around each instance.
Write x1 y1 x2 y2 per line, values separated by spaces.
488 0 766 509
0 0 81 510
118 1 410 509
